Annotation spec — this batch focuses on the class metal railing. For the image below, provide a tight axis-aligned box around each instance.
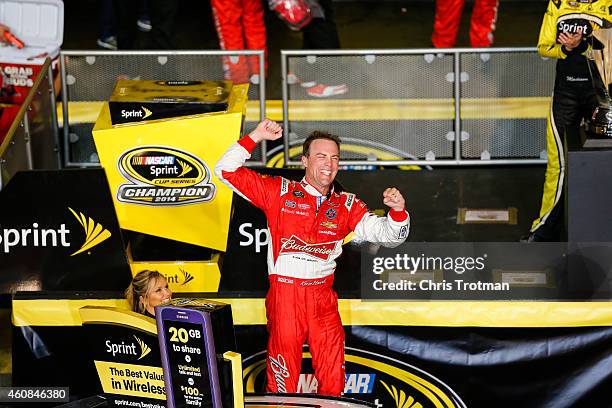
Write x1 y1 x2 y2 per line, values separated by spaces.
59 50 266 167
0 58 60 190
281 48 554 167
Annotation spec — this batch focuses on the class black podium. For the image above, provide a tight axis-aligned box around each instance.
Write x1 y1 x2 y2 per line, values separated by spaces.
567 144 612 299
568 148 612 242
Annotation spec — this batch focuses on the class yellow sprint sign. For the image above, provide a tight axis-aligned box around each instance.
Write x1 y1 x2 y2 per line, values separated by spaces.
95 361 166 400
93 84 249 251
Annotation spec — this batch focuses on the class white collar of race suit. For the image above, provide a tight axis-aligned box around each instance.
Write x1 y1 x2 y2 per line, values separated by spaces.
300 177 334 198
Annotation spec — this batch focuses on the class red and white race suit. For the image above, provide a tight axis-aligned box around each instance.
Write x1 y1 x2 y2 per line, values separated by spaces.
215 135 410 395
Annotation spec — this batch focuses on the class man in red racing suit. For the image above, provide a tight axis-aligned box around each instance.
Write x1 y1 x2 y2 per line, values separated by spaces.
432 0 499 48
215 120 410 396
211 0 267 84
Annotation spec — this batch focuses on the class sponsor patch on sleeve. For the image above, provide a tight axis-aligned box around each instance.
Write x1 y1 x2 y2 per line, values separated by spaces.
399 225 408 239
344 193 355 211
280 178 289 196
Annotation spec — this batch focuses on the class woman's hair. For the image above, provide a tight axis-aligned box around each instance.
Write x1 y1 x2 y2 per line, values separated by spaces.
125 269 165 314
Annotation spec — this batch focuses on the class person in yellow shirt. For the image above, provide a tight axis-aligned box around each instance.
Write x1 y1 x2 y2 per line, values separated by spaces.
525 0 612 241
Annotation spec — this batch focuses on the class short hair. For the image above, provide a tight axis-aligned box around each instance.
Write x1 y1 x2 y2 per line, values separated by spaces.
125 269 165 314
302 131 341 156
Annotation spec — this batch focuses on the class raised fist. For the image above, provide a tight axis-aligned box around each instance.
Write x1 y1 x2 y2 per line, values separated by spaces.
382 187 406 212
250 119 283 143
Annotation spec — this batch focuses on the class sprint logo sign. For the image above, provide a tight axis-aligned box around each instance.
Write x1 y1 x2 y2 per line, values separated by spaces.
134 336 151 360
165 268 195 286
105 335 151 361
121 106 152 120
68 208 111 256
0 207 110 256
117 146 216 206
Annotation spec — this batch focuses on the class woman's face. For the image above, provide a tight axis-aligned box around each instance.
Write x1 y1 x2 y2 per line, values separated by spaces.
141 277 172 315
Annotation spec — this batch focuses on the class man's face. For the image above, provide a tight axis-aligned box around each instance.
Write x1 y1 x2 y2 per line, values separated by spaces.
301 138 340 194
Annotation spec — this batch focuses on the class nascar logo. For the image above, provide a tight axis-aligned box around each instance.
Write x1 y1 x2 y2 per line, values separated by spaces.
117 146 216 206
298 373 375 394
131 156 175 165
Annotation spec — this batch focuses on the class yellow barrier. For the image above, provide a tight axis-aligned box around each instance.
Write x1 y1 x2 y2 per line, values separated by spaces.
57 97 551 126
13 299 612 327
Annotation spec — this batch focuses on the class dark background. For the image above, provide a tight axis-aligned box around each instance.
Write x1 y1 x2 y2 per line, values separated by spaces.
62 0 547 99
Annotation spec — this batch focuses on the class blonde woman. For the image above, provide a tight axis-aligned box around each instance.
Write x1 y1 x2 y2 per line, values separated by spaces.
125 270 172 317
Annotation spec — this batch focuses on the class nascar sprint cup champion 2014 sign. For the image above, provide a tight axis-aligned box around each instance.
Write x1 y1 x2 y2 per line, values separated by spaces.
117 146 216 206
93 83 249 251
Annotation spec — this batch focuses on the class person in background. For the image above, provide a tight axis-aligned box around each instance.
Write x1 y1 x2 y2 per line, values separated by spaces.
271 0 345 97
211 0 268 84
113 0 178 49
432 0 499 47
524 0 612 242
302 0 340 49
270 0 340 49
98 0 151 50
125 269 172 317
97 0 118 50
136 0 152 33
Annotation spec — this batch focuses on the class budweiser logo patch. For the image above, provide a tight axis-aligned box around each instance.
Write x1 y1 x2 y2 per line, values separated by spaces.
280 235 337 260
269 354 290 393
